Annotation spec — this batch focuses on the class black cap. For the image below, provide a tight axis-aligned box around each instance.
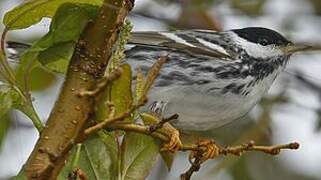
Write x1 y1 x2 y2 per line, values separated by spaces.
231 27 292 46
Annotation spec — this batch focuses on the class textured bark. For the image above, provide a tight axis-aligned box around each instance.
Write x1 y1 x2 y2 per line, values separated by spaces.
23 0 134 179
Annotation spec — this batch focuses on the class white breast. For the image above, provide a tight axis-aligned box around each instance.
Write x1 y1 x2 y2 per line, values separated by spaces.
148 68 282 131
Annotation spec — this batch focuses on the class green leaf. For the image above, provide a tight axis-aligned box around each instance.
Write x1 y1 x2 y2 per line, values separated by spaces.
0 85 23 117
11 171 28 180
0 86 37 170
0 114 11 148
38 42 75 73
29 67 57 91
139 112 159 125
3 0 102 30
140 112 174 170
110 65 133 120
96 64 133 122
120 132 159 180
134 68 145 102
16 3 96 84
16 51 40 91
229 156 253 180
0 86 13 118
0 84 43 131
160 151 174 171
48 3 97 43
59 133 118 180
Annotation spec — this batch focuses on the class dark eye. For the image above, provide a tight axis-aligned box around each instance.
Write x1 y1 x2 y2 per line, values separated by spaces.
259 38 269 46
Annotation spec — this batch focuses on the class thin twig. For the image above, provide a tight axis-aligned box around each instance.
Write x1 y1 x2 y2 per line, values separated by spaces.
142 56 168 95
220 141 300 156
180 151 203 180
107 120 300 180
0 29 16 84
1 28 8 55
98 119 299 180
68 168 87 180
180 140 299 180
149 113 179 133
87 119 298 180
84 98 147 135
107 123 169 141
78 68 122 97
97 121 299 154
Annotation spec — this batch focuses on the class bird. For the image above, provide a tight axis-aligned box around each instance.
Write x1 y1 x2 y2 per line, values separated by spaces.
125 27 309 131
6 27 309 132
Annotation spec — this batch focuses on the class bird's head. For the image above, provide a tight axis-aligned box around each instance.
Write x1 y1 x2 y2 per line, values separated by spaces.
229 27 310 59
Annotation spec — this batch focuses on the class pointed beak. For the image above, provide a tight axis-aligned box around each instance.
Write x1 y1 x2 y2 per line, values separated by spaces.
282 44 315 55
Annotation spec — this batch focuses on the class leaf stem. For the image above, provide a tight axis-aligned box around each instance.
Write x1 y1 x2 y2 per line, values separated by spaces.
0 29 16 83
21 104 44 132
71 144 82 168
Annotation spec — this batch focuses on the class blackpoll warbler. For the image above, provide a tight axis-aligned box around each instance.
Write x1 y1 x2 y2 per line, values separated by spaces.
126 27 309 131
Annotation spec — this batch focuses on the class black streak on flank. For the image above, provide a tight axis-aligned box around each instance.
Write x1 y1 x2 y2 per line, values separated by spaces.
221 83 246 95
159 71 194 85
214 52 288 86
195 65 217 72
221 83 236 94
234 84 245 94
156 80 172 87
196 80 211 85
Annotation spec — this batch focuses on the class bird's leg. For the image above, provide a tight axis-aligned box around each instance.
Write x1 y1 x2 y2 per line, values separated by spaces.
178 132 220 161
158 121 182 153
147 101 182 153
190 139 220 163
181 139 219 180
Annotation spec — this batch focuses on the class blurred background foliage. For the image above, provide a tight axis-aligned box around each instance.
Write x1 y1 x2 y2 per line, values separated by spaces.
0 0 321 179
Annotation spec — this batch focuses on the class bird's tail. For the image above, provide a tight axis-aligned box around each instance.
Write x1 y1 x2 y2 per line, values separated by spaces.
6 41 31 61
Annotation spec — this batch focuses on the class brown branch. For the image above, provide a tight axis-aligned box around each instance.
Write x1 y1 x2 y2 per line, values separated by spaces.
102 122 299 154
180 141 299 180
93 120 299 180
23 0 135 179
82 98 299 180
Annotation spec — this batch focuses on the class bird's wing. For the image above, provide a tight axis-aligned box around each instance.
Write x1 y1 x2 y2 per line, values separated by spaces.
129 30 232 60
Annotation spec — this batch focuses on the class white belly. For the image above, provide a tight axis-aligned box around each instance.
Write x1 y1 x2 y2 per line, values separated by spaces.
148 70 280 131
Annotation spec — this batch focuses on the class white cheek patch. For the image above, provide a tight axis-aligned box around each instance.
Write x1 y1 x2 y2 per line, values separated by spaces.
244 43 281 58
160 32 196 47
196 38 229 56
234 36 282 58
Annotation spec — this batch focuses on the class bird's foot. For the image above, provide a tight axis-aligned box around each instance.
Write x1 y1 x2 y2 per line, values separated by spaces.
160 123 183 153
190 139 220 163
141 111 182 153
